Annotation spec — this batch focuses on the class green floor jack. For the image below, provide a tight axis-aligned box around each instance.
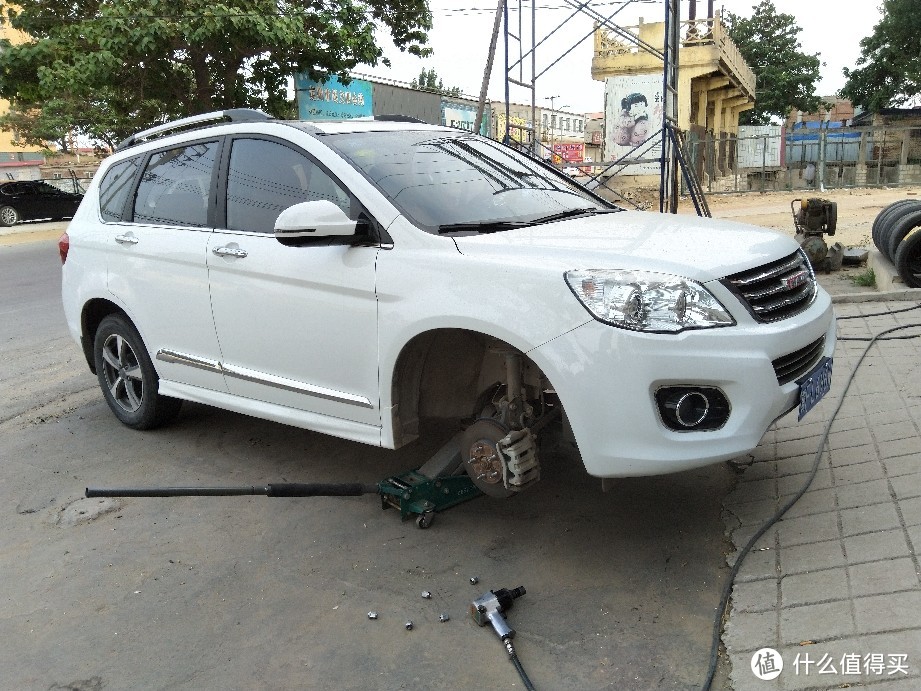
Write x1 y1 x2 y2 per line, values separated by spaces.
85 432 482 529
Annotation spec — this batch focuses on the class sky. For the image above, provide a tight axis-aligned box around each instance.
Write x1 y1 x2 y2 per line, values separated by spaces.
355 0 886 115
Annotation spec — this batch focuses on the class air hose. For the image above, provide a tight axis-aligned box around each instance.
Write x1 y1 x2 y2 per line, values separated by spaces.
702 303 921 690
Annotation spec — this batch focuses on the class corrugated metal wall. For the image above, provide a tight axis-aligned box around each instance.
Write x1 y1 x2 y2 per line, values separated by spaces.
371 85 442 125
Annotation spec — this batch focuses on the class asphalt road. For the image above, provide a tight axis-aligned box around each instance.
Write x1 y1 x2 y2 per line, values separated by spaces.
0 226 735 690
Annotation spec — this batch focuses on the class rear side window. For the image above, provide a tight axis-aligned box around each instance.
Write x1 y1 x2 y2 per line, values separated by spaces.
134 142 218 227
99 157 141 222
226 138 350 234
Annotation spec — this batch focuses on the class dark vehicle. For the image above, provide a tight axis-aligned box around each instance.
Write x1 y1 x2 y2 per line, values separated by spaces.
0 180 83 226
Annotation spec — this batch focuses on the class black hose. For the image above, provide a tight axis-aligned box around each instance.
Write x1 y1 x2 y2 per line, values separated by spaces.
835 301 921 320
701 319 921 690
505 639 536 690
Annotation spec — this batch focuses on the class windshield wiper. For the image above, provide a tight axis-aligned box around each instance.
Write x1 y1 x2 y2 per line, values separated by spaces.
437 220 533 234
528 208 619 224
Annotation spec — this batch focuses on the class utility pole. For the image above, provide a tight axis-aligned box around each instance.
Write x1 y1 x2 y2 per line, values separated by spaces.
476 0 505 139
545 95 568 167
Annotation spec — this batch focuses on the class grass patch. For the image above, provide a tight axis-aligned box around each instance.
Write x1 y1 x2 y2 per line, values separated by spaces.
850 267 876 287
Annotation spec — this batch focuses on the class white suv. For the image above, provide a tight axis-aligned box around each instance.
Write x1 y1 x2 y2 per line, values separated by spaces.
61 110 835 497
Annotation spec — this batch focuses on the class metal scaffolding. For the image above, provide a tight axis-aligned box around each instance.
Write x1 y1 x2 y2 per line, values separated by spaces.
490 0 709 215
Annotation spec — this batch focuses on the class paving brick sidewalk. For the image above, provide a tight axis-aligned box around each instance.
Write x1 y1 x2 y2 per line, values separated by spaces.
722 299 921 690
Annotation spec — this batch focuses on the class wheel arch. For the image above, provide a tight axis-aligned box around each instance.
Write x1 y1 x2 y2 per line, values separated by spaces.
387 327 554 449
80 298 130 374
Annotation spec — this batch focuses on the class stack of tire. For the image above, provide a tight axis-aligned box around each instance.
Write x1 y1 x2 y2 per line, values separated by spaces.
872 199 921 288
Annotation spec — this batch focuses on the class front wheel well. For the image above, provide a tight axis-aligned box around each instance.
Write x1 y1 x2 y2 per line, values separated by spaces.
80 299 129 373
389 329 551 449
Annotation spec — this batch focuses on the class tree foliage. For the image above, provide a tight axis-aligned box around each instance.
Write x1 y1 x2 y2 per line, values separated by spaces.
0 0 432 147
840 0 921 112
409 67 461 98
724 1 825 125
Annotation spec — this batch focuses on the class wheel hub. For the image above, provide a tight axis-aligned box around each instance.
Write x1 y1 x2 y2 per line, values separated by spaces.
467 439 503 485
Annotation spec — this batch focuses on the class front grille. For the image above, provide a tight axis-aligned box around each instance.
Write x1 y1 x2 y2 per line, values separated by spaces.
722 250 817 323
773 335 826 385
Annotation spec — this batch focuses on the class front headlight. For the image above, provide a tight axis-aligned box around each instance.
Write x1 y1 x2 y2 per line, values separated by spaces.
565 269 735 333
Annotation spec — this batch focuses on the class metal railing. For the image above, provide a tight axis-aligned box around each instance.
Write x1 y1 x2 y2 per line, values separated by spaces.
681 125 921 194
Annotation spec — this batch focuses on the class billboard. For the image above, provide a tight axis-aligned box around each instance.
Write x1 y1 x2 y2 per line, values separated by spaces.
605 73 663 174
552 142 585 163
441 101 488 135
495 112 529 143
295 74 373 121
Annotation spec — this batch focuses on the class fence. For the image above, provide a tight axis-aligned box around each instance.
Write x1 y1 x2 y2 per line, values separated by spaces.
682 125 921 195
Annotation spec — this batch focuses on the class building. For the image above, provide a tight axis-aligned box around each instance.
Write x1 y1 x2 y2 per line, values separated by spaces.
784 98 857 130
295 73 594 167
590 11 755 180
0 23 47 181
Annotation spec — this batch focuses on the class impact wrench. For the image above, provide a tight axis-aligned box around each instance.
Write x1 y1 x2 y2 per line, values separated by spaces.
470 586 536 690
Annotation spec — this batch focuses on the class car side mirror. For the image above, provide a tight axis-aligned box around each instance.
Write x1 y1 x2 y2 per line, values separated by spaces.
274 200 358 241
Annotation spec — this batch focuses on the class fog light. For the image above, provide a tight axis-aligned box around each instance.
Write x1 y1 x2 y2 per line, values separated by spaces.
655 386 730 431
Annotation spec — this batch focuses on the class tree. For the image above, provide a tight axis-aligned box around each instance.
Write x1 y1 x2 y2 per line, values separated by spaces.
0 102 74 152
724 1 825 125
410 67 462 98
840 0 921 112
0 0 432 148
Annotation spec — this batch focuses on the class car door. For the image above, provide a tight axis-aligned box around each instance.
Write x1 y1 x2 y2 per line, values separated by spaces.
35 181 80 219
104 139 229 392
206 136 381 429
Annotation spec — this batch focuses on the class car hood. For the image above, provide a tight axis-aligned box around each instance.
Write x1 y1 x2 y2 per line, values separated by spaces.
452 210 800 283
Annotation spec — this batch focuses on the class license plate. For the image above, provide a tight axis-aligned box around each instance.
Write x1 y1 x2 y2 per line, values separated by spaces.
798 357 833 421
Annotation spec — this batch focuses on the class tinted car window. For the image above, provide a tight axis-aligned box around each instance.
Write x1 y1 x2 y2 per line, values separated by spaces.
226 138 350 234
99 157 141 222
1 182 28 195
134 142 218 227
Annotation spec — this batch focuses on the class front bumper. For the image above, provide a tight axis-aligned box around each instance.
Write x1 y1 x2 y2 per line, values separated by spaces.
530 293 836 477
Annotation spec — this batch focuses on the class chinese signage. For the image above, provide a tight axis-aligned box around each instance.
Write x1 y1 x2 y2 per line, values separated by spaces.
441 102 488 136
296 74 373 121
495 112 529 143
552 142 585 163
604 73 663 174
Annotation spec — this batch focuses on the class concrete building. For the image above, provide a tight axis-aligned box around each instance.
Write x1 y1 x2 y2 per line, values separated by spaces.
590 12 755 179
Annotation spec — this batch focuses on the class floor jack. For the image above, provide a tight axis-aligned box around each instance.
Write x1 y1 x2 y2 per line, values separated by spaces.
85 432 482 529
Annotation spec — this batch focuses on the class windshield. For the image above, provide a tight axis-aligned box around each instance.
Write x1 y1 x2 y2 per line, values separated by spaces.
322 130 615 234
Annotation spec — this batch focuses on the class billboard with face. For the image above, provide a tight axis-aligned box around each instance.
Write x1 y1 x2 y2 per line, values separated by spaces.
605 74 663 174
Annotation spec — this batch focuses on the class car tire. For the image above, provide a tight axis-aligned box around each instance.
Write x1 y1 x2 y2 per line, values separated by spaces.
0 205 21 227
893 226 921 288
873 200 921 254
93 314 183 430
885 208 921 263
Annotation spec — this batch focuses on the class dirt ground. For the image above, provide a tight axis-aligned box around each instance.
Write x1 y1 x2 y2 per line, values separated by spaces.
697 186 921 248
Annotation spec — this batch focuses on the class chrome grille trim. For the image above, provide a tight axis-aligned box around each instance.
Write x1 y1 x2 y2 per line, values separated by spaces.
773 335 826 386
722 250 817 323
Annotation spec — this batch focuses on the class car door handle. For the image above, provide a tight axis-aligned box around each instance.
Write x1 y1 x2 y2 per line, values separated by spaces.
114 234 138 245
212 246 248 258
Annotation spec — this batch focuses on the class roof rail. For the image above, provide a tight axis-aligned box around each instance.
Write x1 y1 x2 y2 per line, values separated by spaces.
115 109 272 151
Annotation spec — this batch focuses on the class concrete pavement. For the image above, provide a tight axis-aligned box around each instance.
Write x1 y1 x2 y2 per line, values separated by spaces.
722 293 921 690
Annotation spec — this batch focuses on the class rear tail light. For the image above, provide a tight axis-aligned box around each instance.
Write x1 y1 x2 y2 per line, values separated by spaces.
58 232 70 264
